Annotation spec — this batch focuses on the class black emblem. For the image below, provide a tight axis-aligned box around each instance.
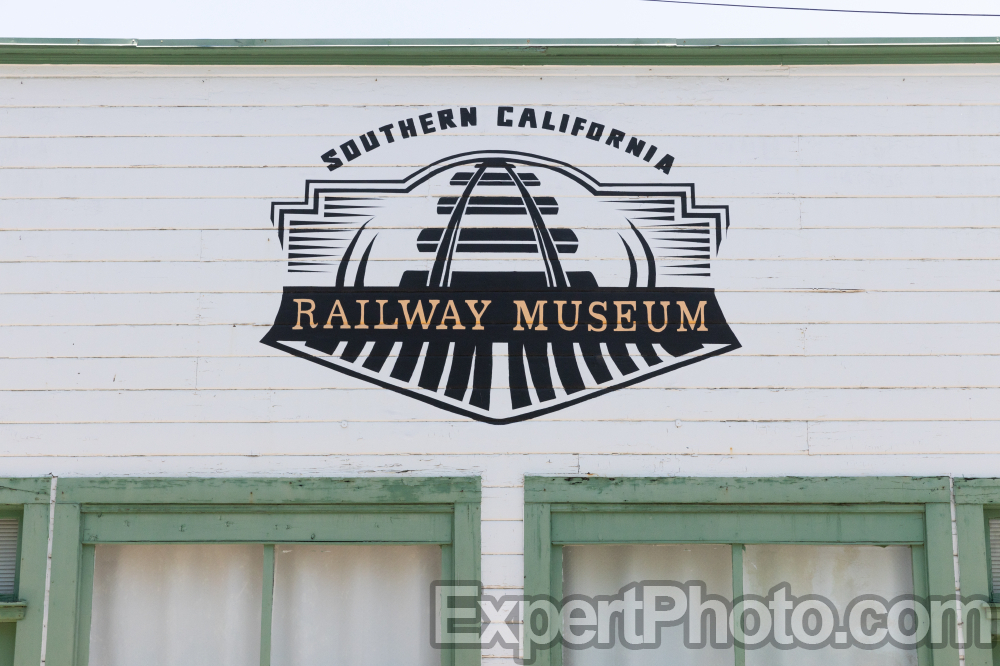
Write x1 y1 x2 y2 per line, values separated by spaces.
263 151 740 424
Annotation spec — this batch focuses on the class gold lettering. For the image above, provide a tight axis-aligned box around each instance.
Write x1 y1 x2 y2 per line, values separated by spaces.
587 301 607 332
355 300 370 329
614 301 637 332
465 300 491 331
513 300 548 331
322 300 351 329
677 300 709 332
293 299 317 330
643 300 670 333
554 300 582 331
399 300 440 330
436 300 466 330
374 299 398 329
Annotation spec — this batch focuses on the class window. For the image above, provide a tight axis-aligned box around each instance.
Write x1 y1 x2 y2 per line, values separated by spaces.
953 478 1000 666
0 514 22 666
524 476 957 666
41 477 480 666
0 479 49 666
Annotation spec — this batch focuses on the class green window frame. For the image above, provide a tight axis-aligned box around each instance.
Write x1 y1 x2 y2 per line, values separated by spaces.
40 477 480 666
953 478 1000 666
0 479 50 666
524 476 958 666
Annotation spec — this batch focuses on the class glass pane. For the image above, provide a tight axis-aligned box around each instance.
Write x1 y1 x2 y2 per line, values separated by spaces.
270 544 441 666
89 544 262 666
562 544 735 666
743 544 916 666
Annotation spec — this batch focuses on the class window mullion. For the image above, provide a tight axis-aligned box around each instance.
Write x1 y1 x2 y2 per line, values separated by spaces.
11 503 48 666
550 545 562 666
439 543 454 666
909 544 933 666
44 503 83 666
925 503 960 666
73 544 95 666
731 543 744 666
523 502 552 666
260 544 275 666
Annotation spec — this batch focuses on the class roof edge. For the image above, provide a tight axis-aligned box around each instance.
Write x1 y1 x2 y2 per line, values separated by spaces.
3 37 1000 47
2 37 1000 65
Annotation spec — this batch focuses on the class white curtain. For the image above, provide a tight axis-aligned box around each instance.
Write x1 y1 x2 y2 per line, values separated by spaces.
562 544 735 666
269 544 441 666
743 544 917 666
89 544 263 666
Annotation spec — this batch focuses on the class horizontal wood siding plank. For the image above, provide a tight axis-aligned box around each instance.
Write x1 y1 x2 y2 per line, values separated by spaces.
2 355 997 391
0 454 576 487
482 521 523 555
2 197 999 233
0 421 809 455
2 324 998 358
2 165 999 198
5 104 1000 139
481 554 523 589
1 453 998 481
577 454 1000 478
481 487 525 520
807 421 1000 454
6 71 1000 106
4 387 998 422
3 228 998 262
7 135 1000 168
1 292 997 326
4 261 1000 293
8 422 993 453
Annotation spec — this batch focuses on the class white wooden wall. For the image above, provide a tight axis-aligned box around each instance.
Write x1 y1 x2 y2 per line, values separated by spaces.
2 63 999 663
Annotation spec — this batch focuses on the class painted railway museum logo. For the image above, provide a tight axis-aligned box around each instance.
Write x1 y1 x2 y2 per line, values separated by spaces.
263 106 740 424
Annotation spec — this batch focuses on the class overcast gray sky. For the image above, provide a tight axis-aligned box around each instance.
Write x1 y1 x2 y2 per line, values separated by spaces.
5 0 1000 40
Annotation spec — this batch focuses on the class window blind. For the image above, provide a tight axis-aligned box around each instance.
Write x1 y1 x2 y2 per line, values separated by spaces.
0 518 17 596
989 519 1000 600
